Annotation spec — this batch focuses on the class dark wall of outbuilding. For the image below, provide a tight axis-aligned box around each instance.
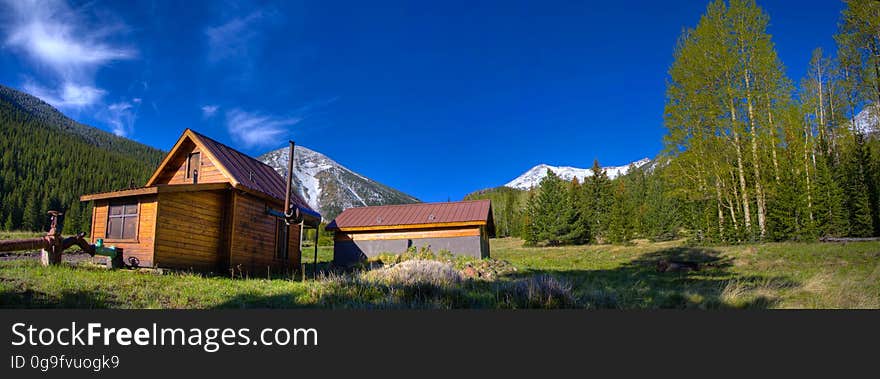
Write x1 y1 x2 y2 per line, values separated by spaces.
333 230 488 266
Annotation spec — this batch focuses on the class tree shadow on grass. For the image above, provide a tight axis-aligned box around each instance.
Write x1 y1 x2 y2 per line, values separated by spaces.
0 288 120 309
214 246 801 309
505 247 800 309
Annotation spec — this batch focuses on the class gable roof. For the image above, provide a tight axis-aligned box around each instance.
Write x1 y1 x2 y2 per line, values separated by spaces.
145 129 316 216
326 200 494 235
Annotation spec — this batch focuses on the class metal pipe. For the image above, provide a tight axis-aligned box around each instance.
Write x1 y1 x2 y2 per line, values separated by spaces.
0 212 116 267
0 237 48 252
280 141 297 261
283 140 295 215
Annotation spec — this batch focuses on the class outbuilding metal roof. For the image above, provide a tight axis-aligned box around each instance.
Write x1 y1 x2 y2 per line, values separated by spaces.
326 200 494 234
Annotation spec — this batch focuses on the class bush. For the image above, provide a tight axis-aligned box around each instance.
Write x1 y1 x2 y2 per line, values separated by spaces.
365 260 462 286
511 275 575 308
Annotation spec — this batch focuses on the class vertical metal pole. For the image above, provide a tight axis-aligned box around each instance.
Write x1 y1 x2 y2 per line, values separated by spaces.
314 226 319 280
284 141 295 212
284 141 295 265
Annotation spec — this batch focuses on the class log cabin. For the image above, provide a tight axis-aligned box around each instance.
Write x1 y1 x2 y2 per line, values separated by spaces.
79 129 320 275
325 200 494 265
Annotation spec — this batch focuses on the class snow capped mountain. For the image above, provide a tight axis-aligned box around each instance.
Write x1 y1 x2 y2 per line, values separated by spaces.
259 146 420 220
505 158 652 190
852 103 879 135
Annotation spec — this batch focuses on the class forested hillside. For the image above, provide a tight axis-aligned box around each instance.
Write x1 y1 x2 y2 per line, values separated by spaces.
477 0 880 246
0 85 165 233
464 186 529 238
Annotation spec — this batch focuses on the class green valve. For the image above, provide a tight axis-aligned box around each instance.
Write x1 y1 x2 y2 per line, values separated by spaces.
94 238 118 259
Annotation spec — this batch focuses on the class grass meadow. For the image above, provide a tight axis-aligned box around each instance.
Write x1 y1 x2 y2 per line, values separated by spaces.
1 237 878 309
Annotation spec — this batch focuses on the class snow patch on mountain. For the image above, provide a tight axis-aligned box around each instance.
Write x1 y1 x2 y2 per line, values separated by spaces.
259 145 420 219
852 103 879 135
505 158 652 190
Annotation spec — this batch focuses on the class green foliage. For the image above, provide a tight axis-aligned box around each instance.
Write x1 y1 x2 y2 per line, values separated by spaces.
606 181 633 244
842 133 876 237
464 186 528 237
303 223 334 246
583 160 613 242
0 84 164 232
2 213 12 231
813 156 849 237
524 170 570 245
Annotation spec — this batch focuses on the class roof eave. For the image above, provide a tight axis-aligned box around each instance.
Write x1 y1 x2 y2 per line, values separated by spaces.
326 221 487 232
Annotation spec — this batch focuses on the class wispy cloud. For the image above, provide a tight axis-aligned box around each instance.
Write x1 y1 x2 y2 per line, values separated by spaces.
225 109 301 148
224 98 338 149
205 8 280 63
1 0 136 110
102 100 139 137
23 81 106 109
201 105 219 118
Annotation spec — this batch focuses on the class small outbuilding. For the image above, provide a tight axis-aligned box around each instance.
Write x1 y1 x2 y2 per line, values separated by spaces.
80 129 320 274
325 200 495 265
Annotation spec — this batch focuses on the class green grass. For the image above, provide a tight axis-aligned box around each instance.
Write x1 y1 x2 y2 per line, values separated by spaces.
1 238 878 309
0 230 43 240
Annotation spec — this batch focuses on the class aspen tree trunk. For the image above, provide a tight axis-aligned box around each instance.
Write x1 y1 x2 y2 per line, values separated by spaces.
816 60 827 147
871 39 880 106
715 175 725 239
730 99 752 233
804 121 815 223
767 104 782 184
721 166 739 233
726 166 740 233
744 69 767 238
827 78 838 160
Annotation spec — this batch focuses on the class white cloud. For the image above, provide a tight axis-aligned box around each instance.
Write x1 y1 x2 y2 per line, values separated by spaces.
102 101 138 137
204 8 279 63
201 105 219 117
225 109 300 148
23 81 107 108
1 0 136 109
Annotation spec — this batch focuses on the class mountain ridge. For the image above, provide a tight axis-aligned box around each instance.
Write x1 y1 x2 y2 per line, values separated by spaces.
505 158 652 190
259 146 420 220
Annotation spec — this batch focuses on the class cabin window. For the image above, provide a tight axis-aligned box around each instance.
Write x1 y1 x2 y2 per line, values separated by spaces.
275 219 289 260
106 202 138 240
186 152 200 183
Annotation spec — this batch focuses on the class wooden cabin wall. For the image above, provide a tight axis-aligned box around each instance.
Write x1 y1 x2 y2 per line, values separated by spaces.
151 141 228 185
229 192 301 276
153 190 226 271
89 195 158 267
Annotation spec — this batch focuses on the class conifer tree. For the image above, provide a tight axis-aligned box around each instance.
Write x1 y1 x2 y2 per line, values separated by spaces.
62 201 81 235
532 170 569 246
3 213 13 231
843 133 876 236
20 193 38 231
606 181 633 244
522 190 539 246
813 155 850 237
561 178 589 244
583 160 612 242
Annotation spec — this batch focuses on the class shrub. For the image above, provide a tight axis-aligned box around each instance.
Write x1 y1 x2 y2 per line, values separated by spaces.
511 275 575 308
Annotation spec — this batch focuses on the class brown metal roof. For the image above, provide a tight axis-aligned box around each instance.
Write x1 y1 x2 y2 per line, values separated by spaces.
188 130 314 213
326 200 493 234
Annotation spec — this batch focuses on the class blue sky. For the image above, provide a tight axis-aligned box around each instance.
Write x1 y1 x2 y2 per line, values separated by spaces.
0 0 844 202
